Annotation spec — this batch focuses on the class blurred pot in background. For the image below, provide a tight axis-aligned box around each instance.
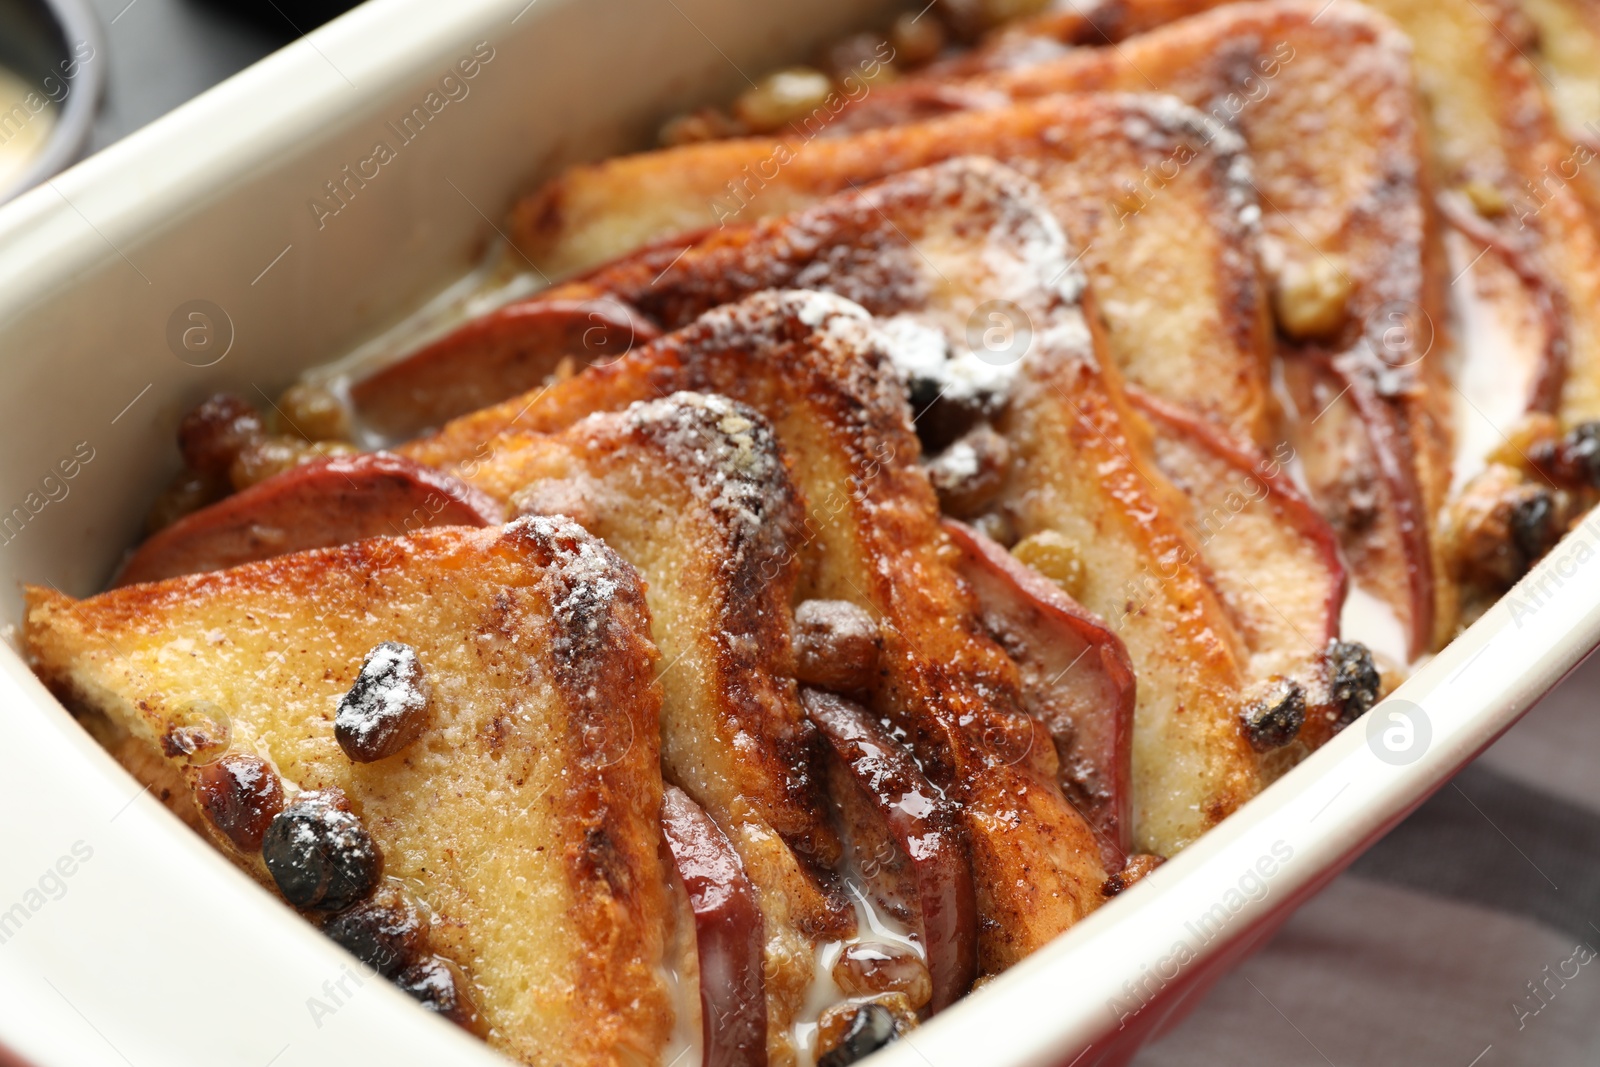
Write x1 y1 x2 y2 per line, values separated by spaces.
0 0 104 202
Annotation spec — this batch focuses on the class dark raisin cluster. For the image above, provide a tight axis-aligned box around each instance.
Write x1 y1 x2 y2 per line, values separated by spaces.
261 790 382 911
335 641 432 763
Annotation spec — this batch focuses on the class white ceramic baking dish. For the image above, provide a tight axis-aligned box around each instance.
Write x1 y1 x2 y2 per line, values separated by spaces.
1 1 1597 1065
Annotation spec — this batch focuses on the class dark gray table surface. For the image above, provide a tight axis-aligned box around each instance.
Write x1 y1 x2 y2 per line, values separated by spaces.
83 0 291 154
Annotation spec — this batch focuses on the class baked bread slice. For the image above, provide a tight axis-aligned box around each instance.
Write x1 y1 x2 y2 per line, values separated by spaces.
24 520 674 1067
463 391 855 1060
526 139 1350 760
408 289 1112 970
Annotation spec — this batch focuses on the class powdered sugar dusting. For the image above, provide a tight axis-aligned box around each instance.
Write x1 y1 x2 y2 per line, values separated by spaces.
335 641 430 761
1122 94 1261 237
618 392 799 573
800 157 1099 408
507 514 627 648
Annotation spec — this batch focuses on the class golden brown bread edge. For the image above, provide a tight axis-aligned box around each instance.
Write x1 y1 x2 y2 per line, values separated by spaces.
523 102 1273 450
465 391 857 1061
407 289 1112 968
535 137 1348 759
990 316 1264 853
24 520 673 1067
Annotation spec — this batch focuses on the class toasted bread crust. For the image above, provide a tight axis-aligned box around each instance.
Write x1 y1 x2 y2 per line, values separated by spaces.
996 317 1260 854
25 522 672 1067
948 2 1451 654
507 93 1270 443
1127 387 1347 755
1015 0 1600 433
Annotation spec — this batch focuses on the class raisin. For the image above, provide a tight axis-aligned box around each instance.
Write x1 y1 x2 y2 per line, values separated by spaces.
890 12 946 67
1327 640 1381 727
178 394 264 478
1509 491 1558 563
793 601 882 694
161 699 232 765
270 383 352 443
1242 679 1305 752
924 424 1010 518
322 883 427 977
1531 421 1600 488
335 642 432 763
262 790 381 911
1564 422 1600 486
818 1003 901 1067
145 468 219 535
816 33 898 87
227 436 316 492
194 754 284 852
394 956 484 1035
733 67 833 132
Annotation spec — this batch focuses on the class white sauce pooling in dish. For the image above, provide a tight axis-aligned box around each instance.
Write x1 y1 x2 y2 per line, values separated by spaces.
790 881 925 1067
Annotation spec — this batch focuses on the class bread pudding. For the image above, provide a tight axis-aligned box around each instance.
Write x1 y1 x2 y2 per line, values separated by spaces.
23 1 1600 1064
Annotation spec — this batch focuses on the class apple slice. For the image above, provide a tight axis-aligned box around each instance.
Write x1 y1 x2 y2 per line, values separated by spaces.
349 296 660 439
1278 352 1438 660
940 519 1135 868
115 452 503 587
1437 192 1570 416
1125 387 1352 751
801 687 978 1013
660 785 768 1067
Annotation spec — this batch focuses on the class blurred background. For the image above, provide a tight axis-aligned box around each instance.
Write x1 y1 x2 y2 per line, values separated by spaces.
81 0 353 153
